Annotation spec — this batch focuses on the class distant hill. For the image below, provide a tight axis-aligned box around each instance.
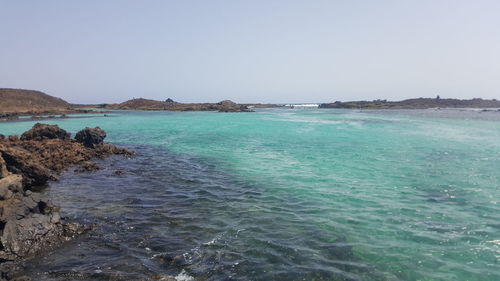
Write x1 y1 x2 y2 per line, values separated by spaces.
105 98 256 112
107 98 171 110
0 88 71 114
319 97 500 109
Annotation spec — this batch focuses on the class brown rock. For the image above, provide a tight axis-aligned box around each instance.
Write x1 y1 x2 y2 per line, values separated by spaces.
0 124 132 280
75 127 106 148
0 175 22 200
20 123 70 141
0 153 9 178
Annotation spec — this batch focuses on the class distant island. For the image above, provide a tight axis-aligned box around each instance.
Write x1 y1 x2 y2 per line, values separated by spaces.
319 97 500 109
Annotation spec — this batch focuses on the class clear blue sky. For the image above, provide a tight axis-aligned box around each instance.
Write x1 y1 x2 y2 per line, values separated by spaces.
1 0 499 104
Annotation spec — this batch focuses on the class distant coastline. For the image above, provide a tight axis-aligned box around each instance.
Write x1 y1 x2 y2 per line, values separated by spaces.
100 98 280 112
318 97 500 109
2 89 500 121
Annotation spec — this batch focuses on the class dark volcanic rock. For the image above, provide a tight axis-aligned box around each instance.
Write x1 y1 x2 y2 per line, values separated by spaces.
0 125 132 280
20 123 70 141
75 127 106 148
0 157 85 281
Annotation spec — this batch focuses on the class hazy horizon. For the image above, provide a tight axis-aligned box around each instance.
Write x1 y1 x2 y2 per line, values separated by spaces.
1 0 500 104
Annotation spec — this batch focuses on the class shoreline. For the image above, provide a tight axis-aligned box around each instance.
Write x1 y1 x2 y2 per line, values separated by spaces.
0 124 133 281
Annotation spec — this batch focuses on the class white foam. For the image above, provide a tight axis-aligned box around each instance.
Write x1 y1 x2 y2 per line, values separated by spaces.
175 269 194 281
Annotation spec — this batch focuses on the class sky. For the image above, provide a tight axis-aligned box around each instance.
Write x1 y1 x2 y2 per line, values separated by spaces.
1 0 500 104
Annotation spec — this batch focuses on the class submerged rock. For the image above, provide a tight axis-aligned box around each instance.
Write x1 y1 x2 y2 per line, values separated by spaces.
74 161 100 173
20 123 70 141
75 127 106 148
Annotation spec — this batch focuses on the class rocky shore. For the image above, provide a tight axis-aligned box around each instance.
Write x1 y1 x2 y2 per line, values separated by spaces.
0 124 132 280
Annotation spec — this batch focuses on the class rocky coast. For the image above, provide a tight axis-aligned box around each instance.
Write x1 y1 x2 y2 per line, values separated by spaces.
0 124 132 280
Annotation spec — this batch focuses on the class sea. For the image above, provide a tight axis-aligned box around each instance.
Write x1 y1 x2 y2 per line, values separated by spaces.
1 108 499 281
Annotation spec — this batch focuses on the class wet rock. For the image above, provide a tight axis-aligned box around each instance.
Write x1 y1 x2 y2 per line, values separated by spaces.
0 213 86 261
75 127 106 148
0 261 25 280
7 136 17 142
0 135 5 140
20 123 70 141
0 125 132 280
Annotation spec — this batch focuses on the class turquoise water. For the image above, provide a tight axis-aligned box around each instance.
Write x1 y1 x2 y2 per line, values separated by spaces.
1 109 499 280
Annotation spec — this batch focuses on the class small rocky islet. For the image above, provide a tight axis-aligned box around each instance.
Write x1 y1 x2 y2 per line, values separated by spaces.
0 124 132 281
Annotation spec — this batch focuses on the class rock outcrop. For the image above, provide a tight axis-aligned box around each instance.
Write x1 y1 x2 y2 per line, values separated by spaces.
0 124 133 280
75 127 106 148
217 100 253 112
20 123 70 141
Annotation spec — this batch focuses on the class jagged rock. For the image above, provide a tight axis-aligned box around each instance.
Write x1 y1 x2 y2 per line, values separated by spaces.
75 127 106 148
0 148 51 188
20 123 70 141
0 125 132 280
0 139 132 189
2 214 54 259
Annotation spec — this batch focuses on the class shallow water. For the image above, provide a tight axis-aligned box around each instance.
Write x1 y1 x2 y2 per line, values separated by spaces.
1 108 499 280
